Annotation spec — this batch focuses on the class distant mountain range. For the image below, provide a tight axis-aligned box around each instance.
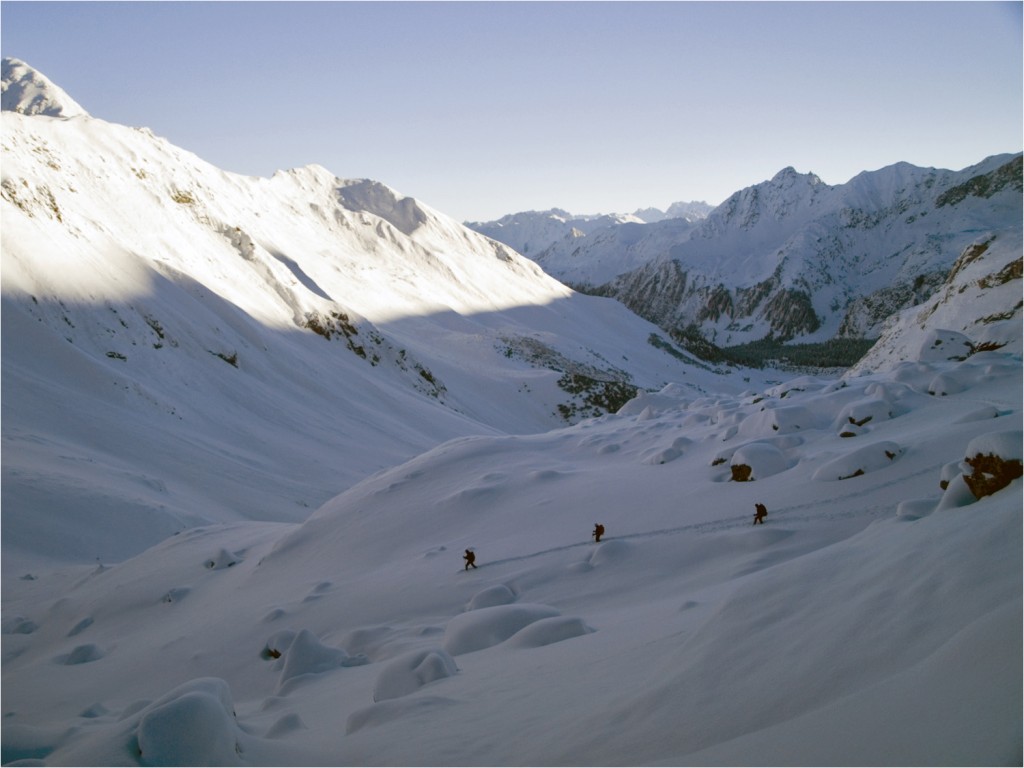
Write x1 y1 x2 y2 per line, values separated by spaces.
466 201 713 271
469 157 1022 350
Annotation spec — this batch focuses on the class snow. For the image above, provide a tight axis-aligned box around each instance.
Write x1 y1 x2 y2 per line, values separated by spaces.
371 648 459 703
490 154 1022 348
966 430 1023 461
1 62 742 572
4 350 1020 766
1 59 1021 766
0 58 88 118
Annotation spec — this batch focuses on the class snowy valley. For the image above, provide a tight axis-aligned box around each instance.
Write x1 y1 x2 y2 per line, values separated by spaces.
1 58 1022 766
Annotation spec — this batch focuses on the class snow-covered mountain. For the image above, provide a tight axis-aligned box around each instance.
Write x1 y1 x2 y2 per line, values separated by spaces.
633 157 1023 345
848 228 1024 375
466 201 713 284
0 57 88 118
2 58 1021 767
466 208 647 258
482 158 1022 348
630 200 716 223
1 58 730 570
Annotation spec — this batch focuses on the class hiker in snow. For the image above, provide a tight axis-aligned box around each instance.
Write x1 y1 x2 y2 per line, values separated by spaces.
593 523 605 542
463 549 477 570
753 503 767 525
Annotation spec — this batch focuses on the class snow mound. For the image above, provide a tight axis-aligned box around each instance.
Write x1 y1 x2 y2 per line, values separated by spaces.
642 437 691 465
812 441 903 481
928 370 970 396
897 499 936 521
954 405 1002 423
918 330 975 363
834 398 894 430
587 538 632 566
276 629 367 691
204 548 243 570
739 403 820 437
965 430 1022 462
137 679 242 766
465 583 517 610
936 474 979 511
371 648 459 702
730 442 791 481
58 643 105 665
504 616 595 649
442 603 561 656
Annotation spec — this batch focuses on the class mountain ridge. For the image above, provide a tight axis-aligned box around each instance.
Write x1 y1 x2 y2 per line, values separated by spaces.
473 153 1021 347
0 56 88 118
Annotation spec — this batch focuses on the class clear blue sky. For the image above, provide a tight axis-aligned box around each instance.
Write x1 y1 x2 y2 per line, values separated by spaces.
2 1 1021 221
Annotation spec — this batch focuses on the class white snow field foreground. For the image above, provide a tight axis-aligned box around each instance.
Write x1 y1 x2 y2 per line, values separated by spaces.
3 353 1021 766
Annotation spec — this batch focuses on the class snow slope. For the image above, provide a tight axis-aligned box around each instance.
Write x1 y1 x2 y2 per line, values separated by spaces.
850 229 1023 374
3 352 1020 766
1 59 733 571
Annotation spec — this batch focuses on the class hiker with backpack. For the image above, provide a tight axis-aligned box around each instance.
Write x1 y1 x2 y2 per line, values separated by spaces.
593 523 605 542
463 549 477 570
753 503 767 525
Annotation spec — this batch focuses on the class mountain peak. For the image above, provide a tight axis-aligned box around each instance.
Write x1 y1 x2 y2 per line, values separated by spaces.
1 57 89 118
769 165 823 187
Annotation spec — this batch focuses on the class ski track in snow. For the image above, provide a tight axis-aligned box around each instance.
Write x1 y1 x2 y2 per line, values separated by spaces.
475 499 895 573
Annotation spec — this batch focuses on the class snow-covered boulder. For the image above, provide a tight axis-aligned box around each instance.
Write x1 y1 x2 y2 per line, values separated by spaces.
812 441 903 481
730 442 790 482
936 473 979 511
277 629 367 690
961 430 1023 500
136 678 243 767
834 398 894 430
465 584 517 611
442 603 560 656
739 403 820 437
642 437 690 465
918 330 975 363
59 643 105 665
204 548 243 570
504 616 594 649
372 648 459 702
